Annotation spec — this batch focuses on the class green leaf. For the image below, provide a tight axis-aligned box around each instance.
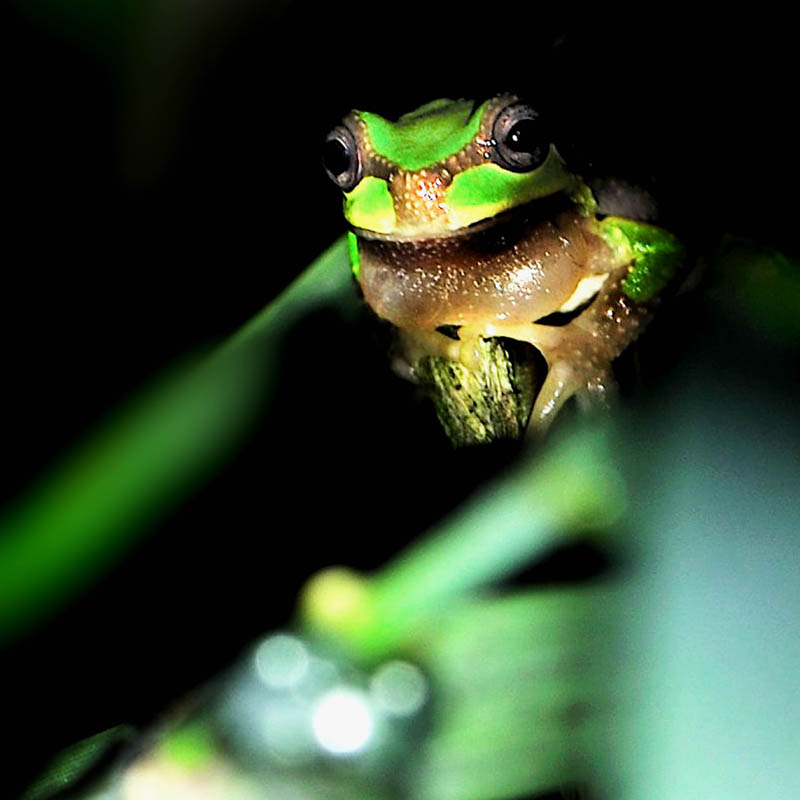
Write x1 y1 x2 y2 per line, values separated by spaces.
21 725 135 800
0 238 352 641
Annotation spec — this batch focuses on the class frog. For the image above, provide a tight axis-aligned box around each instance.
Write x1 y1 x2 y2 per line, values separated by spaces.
322 94 684 445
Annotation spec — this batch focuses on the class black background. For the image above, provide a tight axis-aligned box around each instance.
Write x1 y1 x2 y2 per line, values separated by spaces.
3 3 795 795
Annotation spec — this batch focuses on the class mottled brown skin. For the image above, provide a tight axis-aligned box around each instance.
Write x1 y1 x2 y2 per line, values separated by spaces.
358 207 613 331
358 206 647 430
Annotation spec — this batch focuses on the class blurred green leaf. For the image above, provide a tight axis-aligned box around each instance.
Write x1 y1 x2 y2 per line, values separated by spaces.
416 587 611 800
301 423 625 660
21 725 135 800
0 237 351 641
713 237 800 344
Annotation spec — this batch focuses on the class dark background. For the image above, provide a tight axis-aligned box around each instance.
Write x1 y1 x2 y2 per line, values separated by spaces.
3 3 795 794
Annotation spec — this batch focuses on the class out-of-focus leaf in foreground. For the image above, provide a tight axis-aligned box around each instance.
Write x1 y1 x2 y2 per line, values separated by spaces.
601 343 800 800
300 424 624 661
44 423 621 800
15 239 800 800
416 587 610 800
0 237 352 641
106 588 611 800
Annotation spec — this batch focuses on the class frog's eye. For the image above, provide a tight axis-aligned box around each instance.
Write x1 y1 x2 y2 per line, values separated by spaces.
323 125 362 192
490 102 550 173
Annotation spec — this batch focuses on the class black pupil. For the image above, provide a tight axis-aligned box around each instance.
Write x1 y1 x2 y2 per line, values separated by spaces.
506 118 539 153
324 138 352 177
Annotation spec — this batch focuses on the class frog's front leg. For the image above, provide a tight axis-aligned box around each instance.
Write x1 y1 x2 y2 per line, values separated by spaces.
468 265 654 433
529 359 615 430
537 269 653 429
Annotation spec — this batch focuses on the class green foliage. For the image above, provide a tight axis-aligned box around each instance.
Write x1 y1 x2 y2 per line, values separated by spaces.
21 725 135 800
0 239 352 641
11 238 800 799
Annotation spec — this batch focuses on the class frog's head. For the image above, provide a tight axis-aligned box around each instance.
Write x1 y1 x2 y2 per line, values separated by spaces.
323 94 581 240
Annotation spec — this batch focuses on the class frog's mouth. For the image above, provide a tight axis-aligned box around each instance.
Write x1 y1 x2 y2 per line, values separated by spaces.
351 191 574 244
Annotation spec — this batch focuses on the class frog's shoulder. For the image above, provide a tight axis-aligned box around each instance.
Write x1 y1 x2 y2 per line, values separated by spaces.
587 176 660 223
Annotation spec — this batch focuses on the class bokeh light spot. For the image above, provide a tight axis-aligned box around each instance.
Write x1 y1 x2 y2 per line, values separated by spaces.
370 660 428 716
254 634 309 689
312 688 373 755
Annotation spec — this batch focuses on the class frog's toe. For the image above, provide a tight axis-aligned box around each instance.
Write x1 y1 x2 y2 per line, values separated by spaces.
529 361 577 432
529 362 616 433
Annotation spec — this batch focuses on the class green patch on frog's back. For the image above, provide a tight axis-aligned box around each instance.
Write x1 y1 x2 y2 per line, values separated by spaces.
598 216 685 302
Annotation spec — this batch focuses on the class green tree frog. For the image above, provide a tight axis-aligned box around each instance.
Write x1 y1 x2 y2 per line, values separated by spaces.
323 95 684 444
